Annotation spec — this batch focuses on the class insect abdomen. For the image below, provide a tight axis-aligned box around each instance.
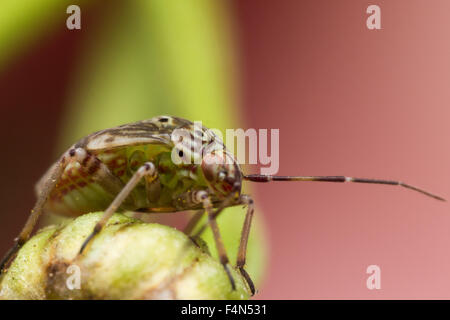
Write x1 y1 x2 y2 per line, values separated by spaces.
44 161 116 217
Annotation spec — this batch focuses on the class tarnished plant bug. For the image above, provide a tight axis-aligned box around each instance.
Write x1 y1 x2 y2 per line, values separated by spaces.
0 115 445 295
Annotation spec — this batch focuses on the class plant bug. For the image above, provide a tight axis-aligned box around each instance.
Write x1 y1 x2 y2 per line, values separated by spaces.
0 115 445 295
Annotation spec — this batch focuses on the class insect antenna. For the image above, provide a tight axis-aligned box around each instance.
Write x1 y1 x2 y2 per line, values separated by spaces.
243 174 446 201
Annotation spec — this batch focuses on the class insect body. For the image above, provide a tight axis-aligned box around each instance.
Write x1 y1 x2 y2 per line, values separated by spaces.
36 117 236 216
0 115 445 296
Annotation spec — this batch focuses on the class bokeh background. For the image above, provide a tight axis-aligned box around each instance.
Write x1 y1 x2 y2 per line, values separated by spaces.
1 0 450 299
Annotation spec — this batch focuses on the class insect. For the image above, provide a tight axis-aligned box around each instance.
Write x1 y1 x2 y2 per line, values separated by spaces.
0 115 445 295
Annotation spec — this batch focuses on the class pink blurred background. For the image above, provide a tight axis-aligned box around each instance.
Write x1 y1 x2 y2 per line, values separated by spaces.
1 0 450 299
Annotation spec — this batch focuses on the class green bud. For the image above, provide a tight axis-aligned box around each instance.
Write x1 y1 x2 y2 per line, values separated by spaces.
0 212 251 300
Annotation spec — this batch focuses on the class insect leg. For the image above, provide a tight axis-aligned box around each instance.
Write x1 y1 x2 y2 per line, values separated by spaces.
183 210 204 235
78 162 156 254
196 190 236 291
183 181 241 236
191 194 256 295
235 194 256 295
191 182 242 238
0 147 131 273
1 148 75 272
